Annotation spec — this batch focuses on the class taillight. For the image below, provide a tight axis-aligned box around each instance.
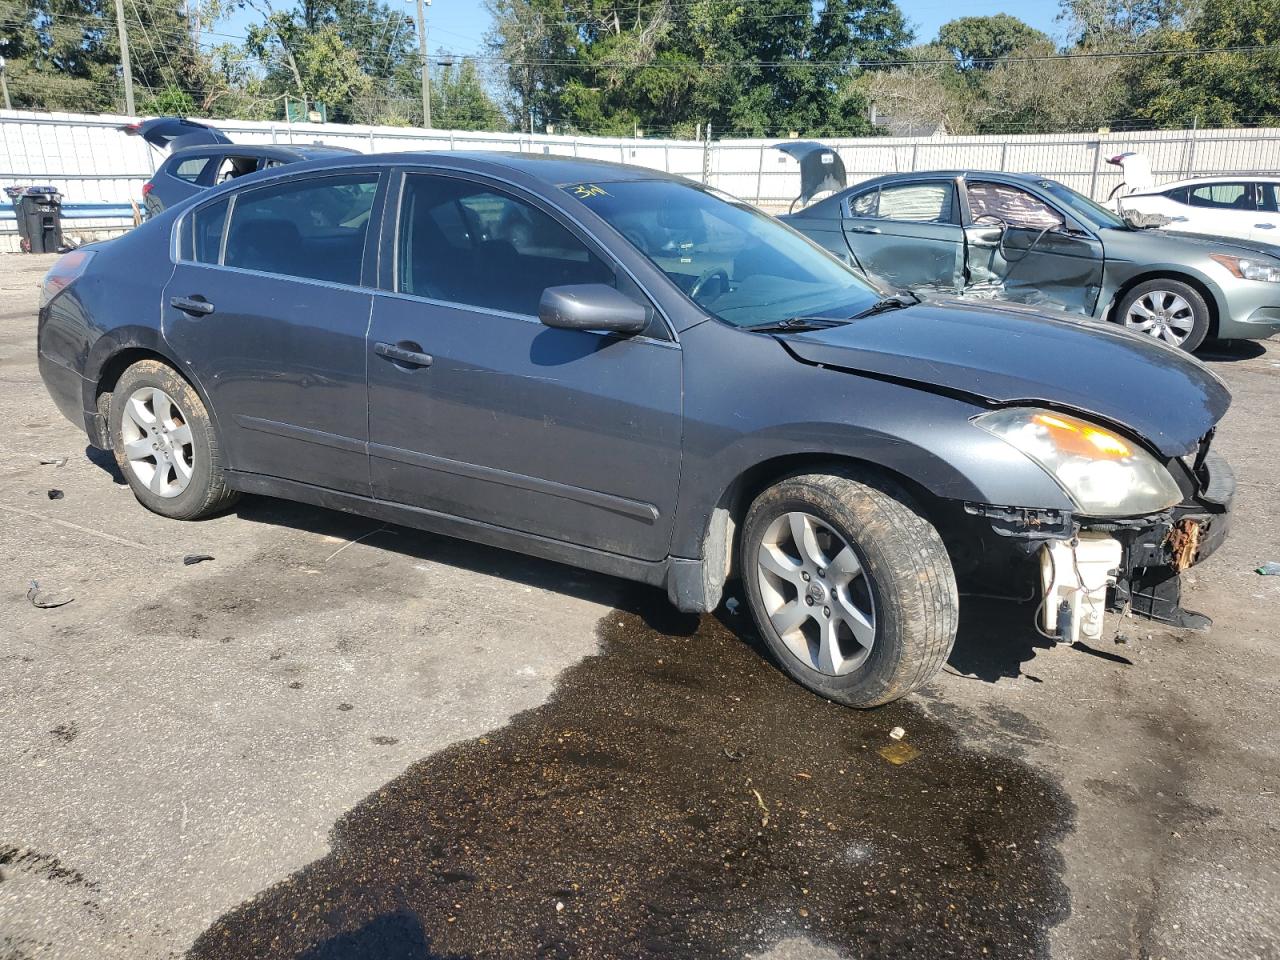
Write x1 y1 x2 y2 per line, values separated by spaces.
41 250 95 307
142 182 153 197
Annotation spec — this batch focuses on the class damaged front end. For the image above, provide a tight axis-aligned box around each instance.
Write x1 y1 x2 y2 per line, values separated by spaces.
960 438 1233 642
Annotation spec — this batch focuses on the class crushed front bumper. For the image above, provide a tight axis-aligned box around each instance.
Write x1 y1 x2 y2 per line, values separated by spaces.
961 450 1234 630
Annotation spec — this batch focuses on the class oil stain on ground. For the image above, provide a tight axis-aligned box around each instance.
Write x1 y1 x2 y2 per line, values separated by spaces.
188 600 1072 960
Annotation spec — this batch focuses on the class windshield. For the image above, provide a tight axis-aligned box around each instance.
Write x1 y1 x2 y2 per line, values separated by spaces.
1037 179 1127 229
562 179 880 327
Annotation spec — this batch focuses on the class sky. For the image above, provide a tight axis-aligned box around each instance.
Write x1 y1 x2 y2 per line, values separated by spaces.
224 1 1067 59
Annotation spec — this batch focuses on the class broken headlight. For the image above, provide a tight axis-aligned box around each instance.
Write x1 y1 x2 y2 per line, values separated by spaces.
975 408 1183 517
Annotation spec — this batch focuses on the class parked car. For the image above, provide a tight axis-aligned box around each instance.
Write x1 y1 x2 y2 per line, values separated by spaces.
783 170 1280 352
1117 175 1280 243
37 153 1233 708
123 116 359 217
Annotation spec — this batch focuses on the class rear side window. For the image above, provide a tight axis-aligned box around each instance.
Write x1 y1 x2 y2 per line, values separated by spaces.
1189 182 1255 210
967 182 1063 230
1162 187 1189 204
171 156 210 183
875 183 953 223
222 174 378 285
397 174 612 315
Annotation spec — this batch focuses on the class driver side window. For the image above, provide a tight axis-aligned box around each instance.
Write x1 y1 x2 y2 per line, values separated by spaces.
968 182 1062 230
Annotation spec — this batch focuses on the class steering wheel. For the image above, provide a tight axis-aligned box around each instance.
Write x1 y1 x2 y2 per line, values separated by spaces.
690 267 730 302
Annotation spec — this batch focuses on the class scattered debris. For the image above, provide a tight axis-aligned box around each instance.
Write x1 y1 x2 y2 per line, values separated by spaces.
555 901 565 913
337 703 353 712
1114 633 1130 645
26 580 73 609
46 489 63 500
889 726 906 741
39 458 67 467
751 787 770 826
183 554 215 566
878 743 921 766
795 771 812 781
287 681 303 690
1256 562 1280 576
370 735 399 746
324 526 394 563
722 746 745 761
725 597 740 615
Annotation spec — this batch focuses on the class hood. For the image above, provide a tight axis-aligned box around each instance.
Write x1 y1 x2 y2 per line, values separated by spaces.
779 299 1230 458
1105 224 1280 261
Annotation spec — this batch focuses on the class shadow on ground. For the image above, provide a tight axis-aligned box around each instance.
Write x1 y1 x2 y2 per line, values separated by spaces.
187 588 1073 960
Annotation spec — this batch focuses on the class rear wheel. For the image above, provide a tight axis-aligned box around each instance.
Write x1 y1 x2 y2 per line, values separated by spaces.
108 359 239 520
740 468 958 708
1115 278 1210 352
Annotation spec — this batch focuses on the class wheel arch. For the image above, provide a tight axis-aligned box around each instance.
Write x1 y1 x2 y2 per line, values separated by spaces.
1107 269 1223 339
85 332 221 450
681 452 957 614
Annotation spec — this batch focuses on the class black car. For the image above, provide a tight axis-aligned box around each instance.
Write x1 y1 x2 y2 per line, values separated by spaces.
36 153 1233 707
124 116 359 217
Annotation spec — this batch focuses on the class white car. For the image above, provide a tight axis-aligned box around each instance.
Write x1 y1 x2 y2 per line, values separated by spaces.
1119 175 1280 243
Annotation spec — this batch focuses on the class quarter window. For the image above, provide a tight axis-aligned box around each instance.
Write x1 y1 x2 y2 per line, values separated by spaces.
875 183 953 223
397 174 612 315
848 189 878 217
189 197 229 264
967 182 1063 230
222 174 378 285
1188 182 1255 210
171 156 210 183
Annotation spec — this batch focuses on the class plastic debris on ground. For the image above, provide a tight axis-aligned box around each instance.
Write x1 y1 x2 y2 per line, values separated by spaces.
1256 562 1280 576
878 742 921 766
26 580 73 609
889 726 906 741
46 489 63 500
183 554 215 566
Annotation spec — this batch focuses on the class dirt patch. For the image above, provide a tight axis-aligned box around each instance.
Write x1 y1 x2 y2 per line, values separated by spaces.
188 601 1073 959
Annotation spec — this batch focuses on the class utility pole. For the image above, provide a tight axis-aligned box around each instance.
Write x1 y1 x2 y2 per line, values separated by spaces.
0 57 11 112
414 0 431 128
113 0 136 116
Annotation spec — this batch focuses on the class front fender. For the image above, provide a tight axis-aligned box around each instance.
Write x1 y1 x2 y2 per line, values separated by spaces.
670 321 1074 560
1098 260 1231 324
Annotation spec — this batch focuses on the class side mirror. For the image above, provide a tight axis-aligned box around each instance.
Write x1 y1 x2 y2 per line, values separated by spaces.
538 284 648 335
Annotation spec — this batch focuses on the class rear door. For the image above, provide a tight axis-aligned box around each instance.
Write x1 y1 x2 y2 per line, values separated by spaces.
840 179 964 291
365 170 683 560
960 179 1103 315
163 169 385 495
1251 182 1280 242
1185 181 1256 240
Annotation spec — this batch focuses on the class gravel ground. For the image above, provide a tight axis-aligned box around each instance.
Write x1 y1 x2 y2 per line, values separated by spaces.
1 252 1277 960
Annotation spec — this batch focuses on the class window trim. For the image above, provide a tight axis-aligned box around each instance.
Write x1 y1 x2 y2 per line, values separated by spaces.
384 166 675 343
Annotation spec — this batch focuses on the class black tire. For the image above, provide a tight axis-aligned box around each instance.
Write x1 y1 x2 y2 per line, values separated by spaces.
1114 278 1211 353
108 359 239 520
740 468 958 708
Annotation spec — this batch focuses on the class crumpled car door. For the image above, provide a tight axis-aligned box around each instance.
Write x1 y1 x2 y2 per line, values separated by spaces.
841 181 965 292
961 180 1104 315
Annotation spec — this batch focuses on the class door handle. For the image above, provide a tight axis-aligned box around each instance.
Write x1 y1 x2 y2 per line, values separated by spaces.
847 225 881 234
1255 223 1276 229
169 295 214 316
374 341 433 368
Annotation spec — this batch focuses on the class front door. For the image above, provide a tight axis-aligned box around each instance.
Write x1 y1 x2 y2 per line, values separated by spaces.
961 180 1104 315
366 171 683 561
1251 182 1280 243
841 180 965 291
163 170 383 495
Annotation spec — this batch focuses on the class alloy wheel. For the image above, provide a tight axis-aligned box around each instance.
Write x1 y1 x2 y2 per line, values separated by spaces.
119 386 195 498
756 511 878 676
1123 290 1196 346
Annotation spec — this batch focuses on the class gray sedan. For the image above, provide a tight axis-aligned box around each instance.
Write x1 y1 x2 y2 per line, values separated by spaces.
784 170 1280 351
37 153 1233 708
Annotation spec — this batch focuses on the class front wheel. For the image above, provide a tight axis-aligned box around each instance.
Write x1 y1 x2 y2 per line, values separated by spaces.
109 359 239 520
1115 278 1210 352
740 469 958 708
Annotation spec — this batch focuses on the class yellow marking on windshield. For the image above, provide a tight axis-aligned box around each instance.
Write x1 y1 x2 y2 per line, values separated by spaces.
570 183 610 199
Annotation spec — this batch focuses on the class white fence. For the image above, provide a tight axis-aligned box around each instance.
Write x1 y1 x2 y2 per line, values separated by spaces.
3 108 1280 252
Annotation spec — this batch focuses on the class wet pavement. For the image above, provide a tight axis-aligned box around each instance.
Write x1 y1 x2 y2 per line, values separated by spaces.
189 604 1070 960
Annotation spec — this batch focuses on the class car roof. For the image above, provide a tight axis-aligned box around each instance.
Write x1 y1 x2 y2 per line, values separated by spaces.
164 143 361 163
1130 174 1280 194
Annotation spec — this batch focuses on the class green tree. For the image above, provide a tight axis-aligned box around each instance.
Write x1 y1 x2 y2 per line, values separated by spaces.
937 14 1050 69
430 58 506 130
1139 0 1280 126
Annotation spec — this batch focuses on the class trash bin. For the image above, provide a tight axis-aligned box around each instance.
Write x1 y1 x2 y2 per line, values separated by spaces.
5 185 63 253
